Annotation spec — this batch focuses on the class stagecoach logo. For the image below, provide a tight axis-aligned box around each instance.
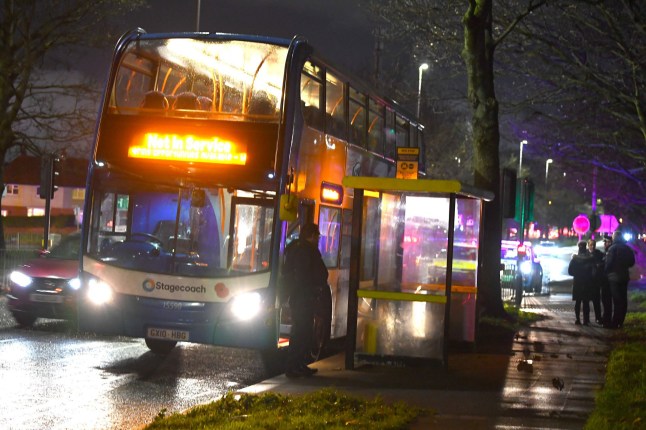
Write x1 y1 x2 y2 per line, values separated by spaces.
141 278 207 294
142 278 156 292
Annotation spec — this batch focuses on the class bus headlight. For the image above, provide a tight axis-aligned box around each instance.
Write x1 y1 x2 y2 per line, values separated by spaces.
520 261 533 276
230 292 262 321
9 271 32 288
87 278 113 305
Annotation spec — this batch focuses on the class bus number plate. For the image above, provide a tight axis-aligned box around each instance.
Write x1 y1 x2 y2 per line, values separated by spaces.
147 327 189 342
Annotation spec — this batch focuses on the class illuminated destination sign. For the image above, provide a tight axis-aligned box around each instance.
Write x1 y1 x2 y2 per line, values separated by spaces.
128 133 247 165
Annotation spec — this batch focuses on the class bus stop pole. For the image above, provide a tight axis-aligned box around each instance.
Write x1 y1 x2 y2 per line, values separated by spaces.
345 188 364 370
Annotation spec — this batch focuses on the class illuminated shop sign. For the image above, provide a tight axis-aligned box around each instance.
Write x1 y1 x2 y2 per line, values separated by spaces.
128 133 247 165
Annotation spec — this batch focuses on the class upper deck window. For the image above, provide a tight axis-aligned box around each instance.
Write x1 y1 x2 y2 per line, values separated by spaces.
349 86 367 148
109 38 288 122
325 73 346 139
301 61 323 129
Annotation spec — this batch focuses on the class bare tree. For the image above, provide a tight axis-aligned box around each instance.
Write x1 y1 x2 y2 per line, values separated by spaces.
366 0 549 317
0 0 145 248
366 0 645 316
503 1 646 222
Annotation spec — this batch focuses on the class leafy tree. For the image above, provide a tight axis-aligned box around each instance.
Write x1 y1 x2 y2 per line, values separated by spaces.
0 0 145 248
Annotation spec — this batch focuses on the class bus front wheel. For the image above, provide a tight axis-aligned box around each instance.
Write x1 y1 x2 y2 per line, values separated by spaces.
145 338 177 354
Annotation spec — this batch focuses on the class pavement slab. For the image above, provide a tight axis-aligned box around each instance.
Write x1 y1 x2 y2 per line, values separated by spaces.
240 292 615 429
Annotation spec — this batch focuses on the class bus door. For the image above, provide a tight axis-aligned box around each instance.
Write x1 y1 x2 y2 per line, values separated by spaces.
228 197 274 273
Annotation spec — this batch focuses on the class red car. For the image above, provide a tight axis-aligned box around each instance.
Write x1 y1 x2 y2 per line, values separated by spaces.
6 232 81 326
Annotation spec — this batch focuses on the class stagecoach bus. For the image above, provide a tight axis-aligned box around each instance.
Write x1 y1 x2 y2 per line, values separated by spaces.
77 29 425 355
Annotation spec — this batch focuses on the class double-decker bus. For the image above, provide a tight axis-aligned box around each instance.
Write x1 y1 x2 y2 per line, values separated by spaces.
78 29 425 356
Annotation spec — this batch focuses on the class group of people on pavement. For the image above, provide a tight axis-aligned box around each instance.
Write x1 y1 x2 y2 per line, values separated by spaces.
568 230 635 328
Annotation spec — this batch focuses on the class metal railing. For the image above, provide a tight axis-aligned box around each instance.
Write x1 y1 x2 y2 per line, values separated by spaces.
500 262 518 303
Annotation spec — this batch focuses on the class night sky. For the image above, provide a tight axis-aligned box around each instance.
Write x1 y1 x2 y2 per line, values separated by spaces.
110 0 374 75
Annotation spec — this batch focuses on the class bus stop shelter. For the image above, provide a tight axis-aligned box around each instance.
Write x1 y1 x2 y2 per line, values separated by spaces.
342 177 493 369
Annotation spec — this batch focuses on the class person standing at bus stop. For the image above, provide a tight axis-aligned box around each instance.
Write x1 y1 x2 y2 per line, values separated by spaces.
282 222 328 377
600 235 614 326
605 230 635 329
568 241 595 325
587 239 605 325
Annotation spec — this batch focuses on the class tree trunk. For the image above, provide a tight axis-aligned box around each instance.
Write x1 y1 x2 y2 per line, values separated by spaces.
0 155 7 250
462 0 506 318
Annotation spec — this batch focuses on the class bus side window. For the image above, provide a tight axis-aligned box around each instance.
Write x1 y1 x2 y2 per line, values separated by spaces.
417 127 425 171
384 108 396 159
349 86 366 148
396 114 409 148
301 74 323 129
368 99 384 154
325 73 346 139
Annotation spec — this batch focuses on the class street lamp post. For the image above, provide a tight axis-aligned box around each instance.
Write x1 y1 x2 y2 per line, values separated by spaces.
545 158 553 184
196 0 201 31
518 140 527 176
417 63 429 119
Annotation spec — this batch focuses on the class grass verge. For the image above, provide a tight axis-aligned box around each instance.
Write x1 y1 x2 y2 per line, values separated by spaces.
143 388 427 430
585 297 646 429
479 302 544 331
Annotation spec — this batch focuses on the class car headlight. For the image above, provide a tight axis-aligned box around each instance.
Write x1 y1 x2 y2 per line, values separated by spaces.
68 277 81 290
520 261 533 275
87 278 113 305
9 271 32 288
230 292 262 321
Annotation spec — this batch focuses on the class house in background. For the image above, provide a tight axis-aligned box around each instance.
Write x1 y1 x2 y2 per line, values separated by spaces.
2 155 88 220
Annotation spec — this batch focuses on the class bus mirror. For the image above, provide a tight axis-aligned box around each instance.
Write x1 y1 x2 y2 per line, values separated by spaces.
279 194 297 221
192 189 206 208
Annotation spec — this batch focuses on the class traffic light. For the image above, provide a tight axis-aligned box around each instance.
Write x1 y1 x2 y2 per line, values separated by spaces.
514 178 535 223
38 155 60 199
501 168 516 219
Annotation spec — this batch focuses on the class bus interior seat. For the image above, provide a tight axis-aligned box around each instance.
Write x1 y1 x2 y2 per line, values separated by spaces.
173 92 199 110
141 91 169 110
303 105 323 129
248 93 276 116
197 96 213 111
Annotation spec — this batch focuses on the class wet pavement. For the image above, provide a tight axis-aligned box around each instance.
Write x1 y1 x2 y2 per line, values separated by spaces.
241 291 617 429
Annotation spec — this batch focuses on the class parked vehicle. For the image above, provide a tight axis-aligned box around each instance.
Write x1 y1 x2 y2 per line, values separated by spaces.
500 240 544 294
428 242 478 286
6 232 81 326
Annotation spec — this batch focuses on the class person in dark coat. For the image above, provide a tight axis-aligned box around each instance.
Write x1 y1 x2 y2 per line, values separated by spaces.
568 241 595 325
604 230 635 328
282 222 328 377
600 236 614 326
587 239 605 325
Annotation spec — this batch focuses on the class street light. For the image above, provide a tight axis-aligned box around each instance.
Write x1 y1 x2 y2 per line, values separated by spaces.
417 63 429 118
518 140 527 176
545 158 553 184
196 0 201 31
